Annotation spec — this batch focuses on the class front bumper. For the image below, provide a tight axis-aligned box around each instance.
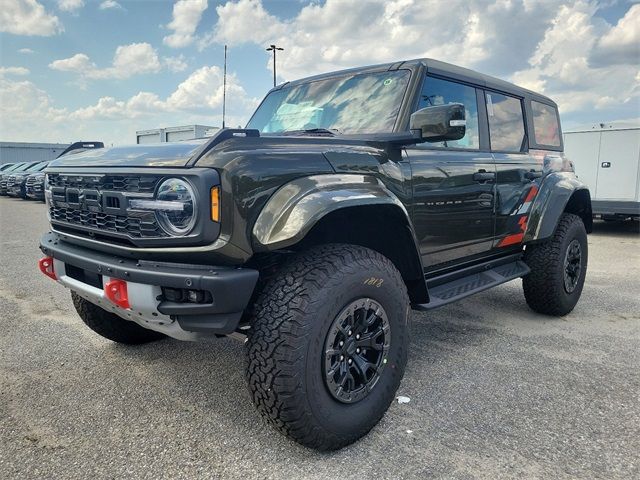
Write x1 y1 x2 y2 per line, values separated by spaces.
26 181 44 200
40 231 259 340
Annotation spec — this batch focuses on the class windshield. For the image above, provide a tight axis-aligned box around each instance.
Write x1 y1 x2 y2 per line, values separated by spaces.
25 162 46 172
12 163 33 172
247 70 411 135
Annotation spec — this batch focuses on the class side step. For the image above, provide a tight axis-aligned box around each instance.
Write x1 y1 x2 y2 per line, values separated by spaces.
414 260 530 311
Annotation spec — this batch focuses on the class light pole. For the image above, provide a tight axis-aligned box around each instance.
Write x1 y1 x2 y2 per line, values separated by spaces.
266 44 283 87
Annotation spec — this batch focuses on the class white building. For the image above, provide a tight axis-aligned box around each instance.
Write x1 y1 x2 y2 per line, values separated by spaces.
136 125 218 144
0 142 70 165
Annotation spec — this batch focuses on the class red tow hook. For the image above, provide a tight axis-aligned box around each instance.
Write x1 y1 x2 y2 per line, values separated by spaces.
104 279 130 309
38 257 57 280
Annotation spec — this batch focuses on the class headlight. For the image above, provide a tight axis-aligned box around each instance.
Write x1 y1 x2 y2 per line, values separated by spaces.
130 178 197 236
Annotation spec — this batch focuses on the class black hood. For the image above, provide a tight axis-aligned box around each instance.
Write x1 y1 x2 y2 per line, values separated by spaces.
48 139 208 168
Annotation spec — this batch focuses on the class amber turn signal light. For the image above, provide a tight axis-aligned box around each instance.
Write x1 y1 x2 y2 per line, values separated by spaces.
210 186 220 222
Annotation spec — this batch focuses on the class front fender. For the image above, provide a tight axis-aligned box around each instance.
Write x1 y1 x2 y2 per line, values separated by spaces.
524 172 591 242
252 174 411 251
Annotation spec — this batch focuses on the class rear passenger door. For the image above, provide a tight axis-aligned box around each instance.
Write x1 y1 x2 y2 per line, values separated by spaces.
406 75 496 269
487 91 543 248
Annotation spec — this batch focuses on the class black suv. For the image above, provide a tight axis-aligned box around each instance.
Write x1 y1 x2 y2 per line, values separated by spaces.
39 58 591 450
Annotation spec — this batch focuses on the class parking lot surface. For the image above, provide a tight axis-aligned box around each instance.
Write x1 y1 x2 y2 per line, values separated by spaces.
1 197 638 480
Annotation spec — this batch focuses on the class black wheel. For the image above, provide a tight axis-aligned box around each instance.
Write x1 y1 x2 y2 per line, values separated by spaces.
246 244 409 450
523 213 588 316
71 292 166 344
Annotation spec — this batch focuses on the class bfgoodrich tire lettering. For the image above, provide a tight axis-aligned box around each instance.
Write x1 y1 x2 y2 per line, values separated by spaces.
523 213 588 316
246 244 409 450
72 292 166 344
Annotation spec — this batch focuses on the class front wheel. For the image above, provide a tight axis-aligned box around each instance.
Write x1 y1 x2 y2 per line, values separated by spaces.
523 213 588 316
246 244 409 450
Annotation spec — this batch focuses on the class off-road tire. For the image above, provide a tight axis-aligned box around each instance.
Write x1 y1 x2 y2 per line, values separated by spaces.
246 244 410 450
523 213 588 316
71 292 166 344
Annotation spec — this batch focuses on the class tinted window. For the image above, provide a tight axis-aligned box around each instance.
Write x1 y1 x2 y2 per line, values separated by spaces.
417 76 479 149
486 92 525 152
531 101 561 147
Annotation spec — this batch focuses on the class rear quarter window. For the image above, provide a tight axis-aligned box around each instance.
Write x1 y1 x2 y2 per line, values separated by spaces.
531 101 561 147
486 92 526 152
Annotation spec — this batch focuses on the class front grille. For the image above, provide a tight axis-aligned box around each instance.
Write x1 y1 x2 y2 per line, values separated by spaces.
48 173 168 240
26 176 42 192
47 173 160 193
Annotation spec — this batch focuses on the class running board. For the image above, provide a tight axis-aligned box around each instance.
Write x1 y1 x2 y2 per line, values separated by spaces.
414 260 530 311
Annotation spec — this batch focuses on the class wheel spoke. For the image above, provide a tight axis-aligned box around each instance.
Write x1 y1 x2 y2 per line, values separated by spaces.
355 330 383 350
352 354 374 381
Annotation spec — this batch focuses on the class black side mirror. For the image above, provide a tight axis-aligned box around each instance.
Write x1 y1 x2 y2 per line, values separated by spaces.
410 103 466 143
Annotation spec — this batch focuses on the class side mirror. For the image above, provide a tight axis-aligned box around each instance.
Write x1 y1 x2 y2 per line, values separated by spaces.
410 103 466 143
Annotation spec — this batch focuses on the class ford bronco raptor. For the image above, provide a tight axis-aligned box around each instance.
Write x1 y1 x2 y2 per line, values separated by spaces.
39 59 592 450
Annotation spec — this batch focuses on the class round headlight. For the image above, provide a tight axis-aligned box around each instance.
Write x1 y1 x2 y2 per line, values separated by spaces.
155 178 197 235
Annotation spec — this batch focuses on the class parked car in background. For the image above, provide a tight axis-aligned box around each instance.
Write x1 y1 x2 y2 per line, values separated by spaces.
4 141 105 201
0 163 17 172
0 162 35 196
25 171 46 201
7 161 50 198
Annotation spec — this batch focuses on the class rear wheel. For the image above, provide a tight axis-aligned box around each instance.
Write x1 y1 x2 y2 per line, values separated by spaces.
72 292 166 344
523 213 588 316
246 244 409 450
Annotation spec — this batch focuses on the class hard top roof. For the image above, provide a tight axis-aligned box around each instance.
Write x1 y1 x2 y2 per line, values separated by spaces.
279 58 556 107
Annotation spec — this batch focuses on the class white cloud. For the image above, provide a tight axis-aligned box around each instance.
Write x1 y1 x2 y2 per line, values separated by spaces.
511 1 639 121
592 3 640 66
0 0 63 36
165 55 188 73
0 66 30 76
163 0 208 48
49 53 95 72
57 0 83 13
69 65 256 119
202 0 283 47
99 0 123 10
206 0 560 80
18 47 35 54
49 43 162 80
0 76 68 142
0 66 257 143
207 0 638 126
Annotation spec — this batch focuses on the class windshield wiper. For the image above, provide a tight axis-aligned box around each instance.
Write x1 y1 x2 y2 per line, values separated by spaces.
280 128 340 137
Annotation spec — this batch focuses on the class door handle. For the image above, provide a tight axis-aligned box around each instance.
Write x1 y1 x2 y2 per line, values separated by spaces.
525 170 542 180
473 170 495 182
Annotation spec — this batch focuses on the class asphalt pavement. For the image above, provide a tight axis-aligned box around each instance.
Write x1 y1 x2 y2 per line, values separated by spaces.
1 196 638 480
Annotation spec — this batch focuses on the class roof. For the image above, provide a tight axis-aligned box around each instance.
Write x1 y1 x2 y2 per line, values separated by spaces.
278 58 556 106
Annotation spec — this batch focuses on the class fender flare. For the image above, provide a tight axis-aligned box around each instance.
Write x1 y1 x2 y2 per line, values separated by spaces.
253 173 419 251
524 172 592 243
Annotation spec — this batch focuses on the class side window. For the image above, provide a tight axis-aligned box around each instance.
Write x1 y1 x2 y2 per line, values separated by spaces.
486 92 525 152
417 76 479 149
531 101 561 147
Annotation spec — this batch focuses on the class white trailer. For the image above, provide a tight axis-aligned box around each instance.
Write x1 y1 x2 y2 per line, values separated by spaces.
564 125 640 219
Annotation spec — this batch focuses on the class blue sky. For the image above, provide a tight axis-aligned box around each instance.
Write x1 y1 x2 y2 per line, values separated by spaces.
1 0 638 145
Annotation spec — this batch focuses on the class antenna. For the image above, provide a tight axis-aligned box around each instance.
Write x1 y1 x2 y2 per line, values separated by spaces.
222 45 227 129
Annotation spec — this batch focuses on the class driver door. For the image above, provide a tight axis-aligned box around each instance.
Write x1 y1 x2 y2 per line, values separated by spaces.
405 75 496 270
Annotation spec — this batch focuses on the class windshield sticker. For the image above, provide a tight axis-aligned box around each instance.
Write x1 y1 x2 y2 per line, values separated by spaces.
383 79 393 86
